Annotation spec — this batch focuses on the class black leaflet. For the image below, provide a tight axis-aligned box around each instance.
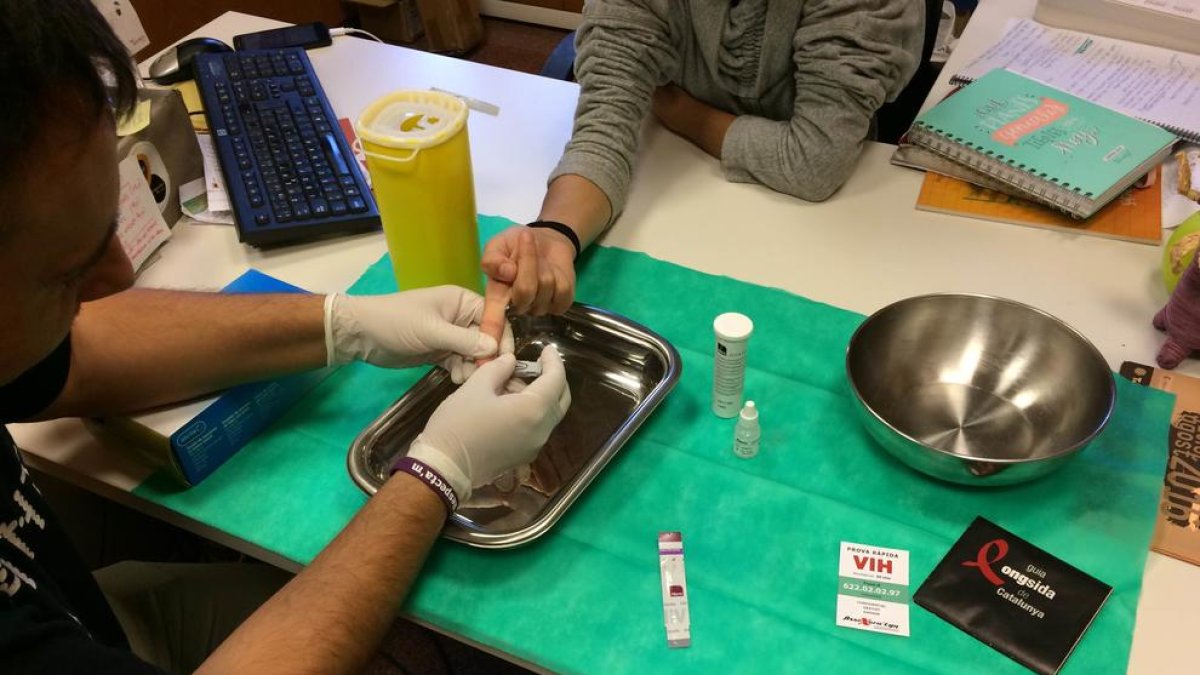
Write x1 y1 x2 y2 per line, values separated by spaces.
914 517 1112 675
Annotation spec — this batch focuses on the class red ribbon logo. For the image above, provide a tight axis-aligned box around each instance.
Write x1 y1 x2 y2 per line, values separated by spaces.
962 539 1008 585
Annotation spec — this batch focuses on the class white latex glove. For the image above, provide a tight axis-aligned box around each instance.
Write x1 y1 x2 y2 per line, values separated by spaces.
406 346 571 503
324 286 514 382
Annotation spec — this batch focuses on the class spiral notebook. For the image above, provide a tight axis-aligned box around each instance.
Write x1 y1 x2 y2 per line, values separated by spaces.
950 19 1200 143
909 69 1177 218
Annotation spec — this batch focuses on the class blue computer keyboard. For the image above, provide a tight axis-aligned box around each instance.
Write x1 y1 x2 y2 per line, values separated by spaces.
193 48 380 246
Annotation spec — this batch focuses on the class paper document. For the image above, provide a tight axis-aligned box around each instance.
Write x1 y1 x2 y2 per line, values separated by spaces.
338 118 371 188
954 19 1200 142
116 99 152 138
116 155 171 271
91 0 149 54
179 177 235 225
176 82 208 132
1111 0 1199 20
196 133 231 213
1034 0 1199 56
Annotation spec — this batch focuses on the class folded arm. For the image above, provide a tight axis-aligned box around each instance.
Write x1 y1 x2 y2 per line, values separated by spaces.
719 0 923 201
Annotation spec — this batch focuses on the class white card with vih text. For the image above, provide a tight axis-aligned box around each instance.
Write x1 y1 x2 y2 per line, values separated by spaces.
836 541 911 637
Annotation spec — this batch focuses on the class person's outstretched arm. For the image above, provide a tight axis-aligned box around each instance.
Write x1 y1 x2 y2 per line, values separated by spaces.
481 0 678 318
34 286 504 420
197 349 571 675
197 470 446 675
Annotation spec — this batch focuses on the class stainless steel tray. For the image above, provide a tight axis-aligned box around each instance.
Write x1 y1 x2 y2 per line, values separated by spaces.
347 303 682 548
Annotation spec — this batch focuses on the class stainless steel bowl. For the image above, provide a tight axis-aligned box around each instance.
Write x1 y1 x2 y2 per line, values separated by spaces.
845 294 1115 485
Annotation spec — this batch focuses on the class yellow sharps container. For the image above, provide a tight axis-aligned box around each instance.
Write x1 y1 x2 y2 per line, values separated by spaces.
356 91 481 292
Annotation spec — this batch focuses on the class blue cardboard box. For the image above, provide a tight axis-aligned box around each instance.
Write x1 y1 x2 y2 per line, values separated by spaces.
87 270 334 486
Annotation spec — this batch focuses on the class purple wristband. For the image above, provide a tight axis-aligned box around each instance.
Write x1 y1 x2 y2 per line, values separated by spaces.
392 457 459 513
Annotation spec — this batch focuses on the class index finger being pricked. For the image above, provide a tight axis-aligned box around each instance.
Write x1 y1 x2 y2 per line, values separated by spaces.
479 278 511 365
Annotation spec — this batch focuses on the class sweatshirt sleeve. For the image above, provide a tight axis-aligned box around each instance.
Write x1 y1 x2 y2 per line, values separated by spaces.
720 0 923 201
549 0 678 218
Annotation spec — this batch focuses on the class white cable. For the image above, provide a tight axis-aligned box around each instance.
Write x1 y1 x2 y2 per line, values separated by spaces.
330 27 384 43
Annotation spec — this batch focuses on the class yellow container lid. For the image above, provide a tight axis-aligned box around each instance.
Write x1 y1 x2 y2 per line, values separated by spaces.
355 90 468 150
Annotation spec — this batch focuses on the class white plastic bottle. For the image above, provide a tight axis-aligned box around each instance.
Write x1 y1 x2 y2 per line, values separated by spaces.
733 401 760 459
712 312 754 418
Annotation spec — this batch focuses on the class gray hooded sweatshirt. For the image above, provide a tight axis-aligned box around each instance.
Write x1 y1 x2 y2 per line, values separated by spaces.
551 0 924 214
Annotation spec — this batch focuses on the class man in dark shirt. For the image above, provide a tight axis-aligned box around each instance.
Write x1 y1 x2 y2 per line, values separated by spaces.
0 1 571 672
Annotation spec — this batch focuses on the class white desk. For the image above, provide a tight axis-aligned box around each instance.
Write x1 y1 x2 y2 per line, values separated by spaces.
12 4 1195 672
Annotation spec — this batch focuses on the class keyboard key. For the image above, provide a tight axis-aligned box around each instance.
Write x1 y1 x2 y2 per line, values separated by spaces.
348 197 368 213
293 203 311 219
310 198 329 216
330 200 348 215
255 213 270 225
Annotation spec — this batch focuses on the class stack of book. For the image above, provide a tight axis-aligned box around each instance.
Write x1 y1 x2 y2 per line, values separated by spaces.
895 15 1200 244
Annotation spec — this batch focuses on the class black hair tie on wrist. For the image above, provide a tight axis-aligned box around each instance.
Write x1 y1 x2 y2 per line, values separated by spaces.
527 220 582 260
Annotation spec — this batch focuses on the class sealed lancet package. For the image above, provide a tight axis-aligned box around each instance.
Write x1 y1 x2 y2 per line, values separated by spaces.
914 517 1111 675
658 532 691 648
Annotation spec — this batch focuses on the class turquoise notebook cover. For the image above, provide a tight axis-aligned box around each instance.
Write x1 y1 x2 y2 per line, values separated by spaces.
914 69 1175 199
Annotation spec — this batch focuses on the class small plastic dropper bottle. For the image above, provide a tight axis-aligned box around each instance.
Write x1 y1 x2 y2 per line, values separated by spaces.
733 401 760 459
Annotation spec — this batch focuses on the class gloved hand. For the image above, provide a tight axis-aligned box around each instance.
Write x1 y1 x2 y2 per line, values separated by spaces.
402 347 571 505
1154 256 1200 369
324 286 514 382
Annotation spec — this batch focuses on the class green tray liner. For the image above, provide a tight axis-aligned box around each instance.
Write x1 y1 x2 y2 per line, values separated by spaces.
133 215 1172 674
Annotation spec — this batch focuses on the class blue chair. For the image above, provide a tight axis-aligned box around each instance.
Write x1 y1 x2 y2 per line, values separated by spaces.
540 30 577 81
